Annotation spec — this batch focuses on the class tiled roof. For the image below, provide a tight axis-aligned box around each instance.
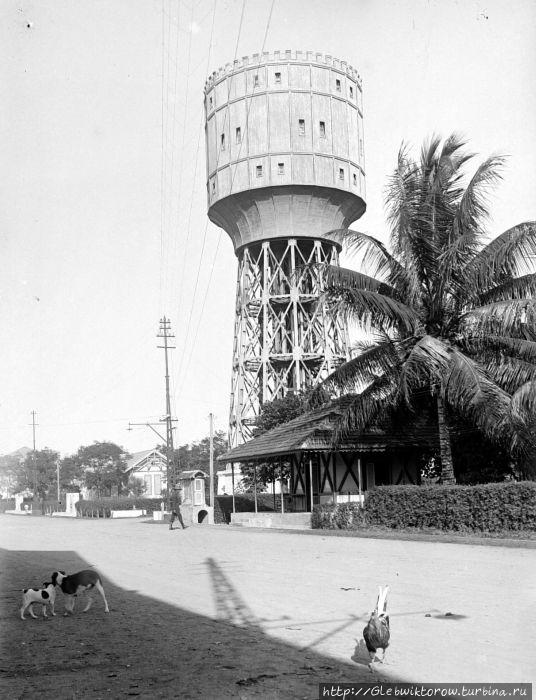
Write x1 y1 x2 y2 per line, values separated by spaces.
218 396 435 463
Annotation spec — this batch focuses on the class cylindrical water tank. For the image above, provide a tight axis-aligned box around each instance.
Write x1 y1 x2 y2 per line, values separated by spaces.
204 50 366 251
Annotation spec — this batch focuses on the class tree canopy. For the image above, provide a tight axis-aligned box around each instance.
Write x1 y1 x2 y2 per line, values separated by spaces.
174 430 228 476
240 391 311 488
14 448 60 499
73 441 130 497
315 134 536 482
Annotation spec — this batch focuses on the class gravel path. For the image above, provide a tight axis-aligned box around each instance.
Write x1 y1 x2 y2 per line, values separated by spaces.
1 515 534 698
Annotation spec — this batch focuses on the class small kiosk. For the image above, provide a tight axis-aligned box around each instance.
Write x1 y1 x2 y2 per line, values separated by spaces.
176 470 214 525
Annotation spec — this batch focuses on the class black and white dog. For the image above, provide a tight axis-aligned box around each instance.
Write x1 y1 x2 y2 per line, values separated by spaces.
51 570 110 615
20 582 56 620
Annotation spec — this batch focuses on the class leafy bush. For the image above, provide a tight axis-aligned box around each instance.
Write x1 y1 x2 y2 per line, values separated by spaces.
42 499 63 515
75 497 163 518
312 503 365 530
0 499 16 513
312 482 536 533
215 494 282 524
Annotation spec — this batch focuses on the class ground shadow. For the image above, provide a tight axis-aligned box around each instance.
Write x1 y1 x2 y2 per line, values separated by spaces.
1 547 412 699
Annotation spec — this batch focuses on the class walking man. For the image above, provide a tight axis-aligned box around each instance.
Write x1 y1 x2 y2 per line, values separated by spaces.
169 485 186 530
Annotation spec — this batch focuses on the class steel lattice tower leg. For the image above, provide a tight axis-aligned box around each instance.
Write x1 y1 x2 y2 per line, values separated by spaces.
229 238 348 447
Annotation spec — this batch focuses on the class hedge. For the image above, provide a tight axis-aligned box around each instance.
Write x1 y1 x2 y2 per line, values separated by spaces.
311 502 366 530
312 482 536 533
75 494 282 521
75 497 163 518
215 493 282 524
42 499 63 515
0 499 16 513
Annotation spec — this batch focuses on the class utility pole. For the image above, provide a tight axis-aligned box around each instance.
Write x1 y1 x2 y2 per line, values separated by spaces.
209 413 214 508
30 410 38 498
157 317 177 508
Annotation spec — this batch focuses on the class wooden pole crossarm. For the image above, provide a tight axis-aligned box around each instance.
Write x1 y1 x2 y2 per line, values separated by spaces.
128 422 167 443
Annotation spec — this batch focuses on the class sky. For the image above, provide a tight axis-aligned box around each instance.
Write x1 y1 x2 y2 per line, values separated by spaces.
1 0 535 458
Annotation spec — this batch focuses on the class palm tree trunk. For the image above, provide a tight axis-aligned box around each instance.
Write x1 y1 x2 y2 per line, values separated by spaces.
437 395 456 484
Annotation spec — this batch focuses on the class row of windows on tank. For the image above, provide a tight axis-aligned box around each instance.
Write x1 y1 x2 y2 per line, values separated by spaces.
207 73 356 108
210 164 359 191
220 121 363 149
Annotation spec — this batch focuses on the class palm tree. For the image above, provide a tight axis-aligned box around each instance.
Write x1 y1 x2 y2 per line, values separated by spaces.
315 134 536 483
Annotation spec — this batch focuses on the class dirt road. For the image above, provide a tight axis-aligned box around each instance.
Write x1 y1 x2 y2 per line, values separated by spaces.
1 516 534 698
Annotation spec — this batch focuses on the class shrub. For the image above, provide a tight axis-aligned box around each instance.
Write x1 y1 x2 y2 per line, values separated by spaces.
215 493 282 524
312 502 365 530
42 499 63 515
0 499 16 513
312 482 536 533
75 497 163 518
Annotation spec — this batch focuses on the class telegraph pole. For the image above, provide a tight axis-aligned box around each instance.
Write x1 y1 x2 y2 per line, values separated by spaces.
157 317 177 507
209 412 214 507
30 410 38 497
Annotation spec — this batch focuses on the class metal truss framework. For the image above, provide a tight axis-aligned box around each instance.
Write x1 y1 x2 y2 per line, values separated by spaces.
229 238 349 447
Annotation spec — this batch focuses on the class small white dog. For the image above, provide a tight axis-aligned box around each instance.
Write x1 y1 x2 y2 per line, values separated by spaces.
20 582 56 620
51 569 110 615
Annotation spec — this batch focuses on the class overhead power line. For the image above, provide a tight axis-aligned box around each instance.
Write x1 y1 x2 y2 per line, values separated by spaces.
175 0 248 382
176 0 276 391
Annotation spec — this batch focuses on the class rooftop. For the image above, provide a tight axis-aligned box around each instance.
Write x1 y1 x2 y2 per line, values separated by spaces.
218 396 436 463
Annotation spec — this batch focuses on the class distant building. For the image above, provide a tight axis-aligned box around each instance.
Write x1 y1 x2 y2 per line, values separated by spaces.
125 449 167 498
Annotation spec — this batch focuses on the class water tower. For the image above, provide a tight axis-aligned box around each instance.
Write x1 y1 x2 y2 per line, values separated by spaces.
204 51 366 446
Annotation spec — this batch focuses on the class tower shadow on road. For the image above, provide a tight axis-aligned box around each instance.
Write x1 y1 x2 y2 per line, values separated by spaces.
205 556 262 630
1 547 411 699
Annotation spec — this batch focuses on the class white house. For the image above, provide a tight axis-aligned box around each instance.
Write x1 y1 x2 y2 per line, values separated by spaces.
125 449 167 498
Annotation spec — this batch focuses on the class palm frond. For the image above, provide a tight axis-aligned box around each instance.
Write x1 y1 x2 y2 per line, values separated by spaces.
399 335 452 403
420 134 442 166
453 154 505 241
466 334 536 364
464 221 536 290
327 287 420 336
332 378 400 443
324 228 408 287
439 155 506 300
385 145 439 298
509 381 536 454
313 336 410 398
477 272 536 304
323 265 404 301
485 357 536 394
443 349 511 443
460 299 536 338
